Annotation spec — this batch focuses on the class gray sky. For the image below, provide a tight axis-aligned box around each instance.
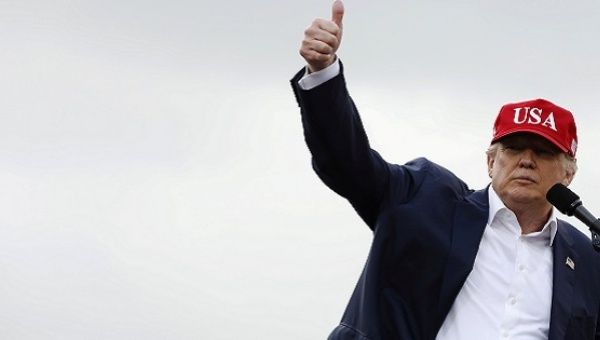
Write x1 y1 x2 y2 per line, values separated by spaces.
1 0 599 339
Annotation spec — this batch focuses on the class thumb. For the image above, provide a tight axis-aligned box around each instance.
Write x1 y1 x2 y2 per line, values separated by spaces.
331 0 344 28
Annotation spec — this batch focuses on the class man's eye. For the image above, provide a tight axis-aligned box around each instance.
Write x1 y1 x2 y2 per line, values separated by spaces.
503 145 521 151
536 149 556 157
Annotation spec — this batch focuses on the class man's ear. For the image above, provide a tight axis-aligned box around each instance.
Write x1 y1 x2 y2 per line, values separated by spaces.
487 154 494 178
561 168 575 187
561 156 577 187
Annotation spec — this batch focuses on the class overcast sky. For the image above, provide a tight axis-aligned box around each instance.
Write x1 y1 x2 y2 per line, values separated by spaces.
1 0 599 339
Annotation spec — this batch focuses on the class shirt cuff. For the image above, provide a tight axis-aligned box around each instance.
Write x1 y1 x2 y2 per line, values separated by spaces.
297 58 340 90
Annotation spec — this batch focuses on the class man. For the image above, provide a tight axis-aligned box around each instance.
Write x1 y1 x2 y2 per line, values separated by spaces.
290 1 600 339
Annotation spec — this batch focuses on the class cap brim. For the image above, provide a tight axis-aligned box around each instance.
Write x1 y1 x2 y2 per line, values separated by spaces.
491 127 571 155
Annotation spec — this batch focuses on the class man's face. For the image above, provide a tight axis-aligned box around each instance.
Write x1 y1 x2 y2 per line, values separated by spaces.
487 133 574 210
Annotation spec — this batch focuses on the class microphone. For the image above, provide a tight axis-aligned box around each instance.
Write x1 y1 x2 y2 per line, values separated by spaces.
547 183 600 250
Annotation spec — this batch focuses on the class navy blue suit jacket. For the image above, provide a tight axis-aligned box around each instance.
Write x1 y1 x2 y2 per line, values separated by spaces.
291 64 600 340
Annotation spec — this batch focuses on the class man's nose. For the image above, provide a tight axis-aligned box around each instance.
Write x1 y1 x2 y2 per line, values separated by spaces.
518 149 536 168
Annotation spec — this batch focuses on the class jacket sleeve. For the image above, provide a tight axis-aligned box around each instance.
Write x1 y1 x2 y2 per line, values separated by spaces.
290 62 414 229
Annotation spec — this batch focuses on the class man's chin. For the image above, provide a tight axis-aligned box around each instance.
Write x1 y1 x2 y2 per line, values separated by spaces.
508 190 545 205
502 187 543 204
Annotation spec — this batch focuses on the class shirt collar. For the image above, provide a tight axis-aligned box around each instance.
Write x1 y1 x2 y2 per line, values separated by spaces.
487 186 558 246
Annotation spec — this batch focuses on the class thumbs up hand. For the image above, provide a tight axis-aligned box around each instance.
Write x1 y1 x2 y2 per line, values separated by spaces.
300 0 344 73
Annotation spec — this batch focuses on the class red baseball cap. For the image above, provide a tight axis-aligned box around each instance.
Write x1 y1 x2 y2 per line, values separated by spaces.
491 98 578 157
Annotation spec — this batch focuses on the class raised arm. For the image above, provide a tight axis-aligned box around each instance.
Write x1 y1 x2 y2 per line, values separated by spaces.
290 1 397 229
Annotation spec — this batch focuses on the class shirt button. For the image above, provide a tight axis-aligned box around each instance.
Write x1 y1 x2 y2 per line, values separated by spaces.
510 298 517 305
518 264 525 272
503 331 509 338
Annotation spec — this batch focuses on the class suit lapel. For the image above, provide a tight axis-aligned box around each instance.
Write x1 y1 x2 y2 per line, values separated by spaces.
438 188 489 320
548 221 577 340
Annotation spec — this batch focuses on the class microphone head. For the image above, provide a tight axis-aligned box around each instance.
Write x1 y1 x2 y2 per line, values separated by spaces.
546 183 580 216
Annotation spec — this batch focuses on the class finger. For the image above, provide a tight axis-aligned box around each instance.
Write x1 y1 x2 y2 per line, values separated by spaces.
304 27 339 47
331 0 344 28
311 18 341 37
304 49 333 63
303 39 334 55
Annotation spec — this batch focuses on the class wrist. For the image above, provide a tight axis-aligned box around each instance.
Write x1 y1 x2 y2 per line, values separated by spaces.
308 55 337 74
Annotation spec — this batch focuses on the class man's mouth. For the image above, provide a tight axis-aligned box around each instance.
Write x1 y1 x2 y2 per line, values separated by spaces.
513 176 536 183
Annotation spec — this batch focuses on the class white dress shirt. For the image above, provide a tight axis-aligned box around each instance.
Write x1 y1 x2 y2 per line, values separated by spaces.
297 62 558 339
436 188 557 340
